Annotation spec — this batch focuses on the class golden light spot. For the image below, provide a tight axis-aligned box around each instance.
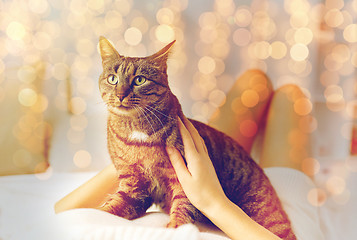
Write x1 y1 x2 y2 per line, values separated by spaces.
17 66 37 84
231 97 248 115
290 12 309 28
105 11 123 29
87 0 104 11
320 70 340 86
299 115 317 133
6 21 26 40
326 176 346 195
294 98 312 116
270 41 287 59
70 97 87 115
301 157 320 176
199 12 218 28
155 24 175 43
324 9 344 28
52 62 70 81
31 94 49 113
239 119 258 138
124 27 142 46
156 8 175 24
211 39 230 59
249 73 267 89
18 88 38 107
198 56 216 75
209 89 226 107
294 28 313 45
216 0 235 16
324 85 343 103
308 188 327 207
131 17 149 34
326 98 346 112
28 0 49 14
288 59 308 74
233 28 251 47
331 44 350 63
241 90 259 108
73 150 92 168
234 8 252 27
332 190 350 205
290 44 309 61
253 41 271 60
325 0 344 10
343 24 357 43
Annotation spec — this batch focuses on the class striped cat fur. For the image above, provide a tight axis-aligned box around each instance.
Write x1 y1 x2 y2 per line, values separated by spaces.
97 36 296 239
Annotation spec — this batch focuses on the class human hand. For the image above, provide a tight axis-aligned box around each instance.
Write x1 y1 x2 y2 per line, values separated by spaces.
166 117 228 214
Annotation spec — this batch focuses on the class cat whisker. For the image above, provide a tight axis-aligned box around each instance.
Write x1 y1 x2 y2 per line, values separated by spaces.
144 106 169 139
145 105 176 120
135 106 156 135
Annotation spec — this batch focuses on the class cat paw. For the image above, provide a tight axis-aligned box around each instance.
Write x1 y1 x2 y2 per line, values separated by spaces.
166 220 182 228
166 218 193 228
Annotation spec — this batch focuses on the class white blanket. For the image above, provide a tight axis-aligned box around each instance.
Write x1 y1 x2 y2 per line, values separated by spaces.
1 168 356 240
0 171 228 240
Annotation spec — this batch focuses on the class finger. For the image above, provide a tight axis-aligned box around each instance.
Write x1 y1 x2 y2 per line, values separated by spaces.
166 147 192 180
200 137 208 153
180 117 207 154
177 117 199 154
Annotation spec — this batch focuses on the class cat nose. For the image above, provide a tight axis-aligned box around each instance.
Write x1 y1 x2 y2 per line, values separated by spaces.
116 86 129 102
117 94 126 102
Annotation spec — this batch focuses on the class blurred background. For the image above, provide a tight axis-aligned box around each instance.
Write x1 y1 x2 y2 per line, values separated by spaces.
0 0 356 208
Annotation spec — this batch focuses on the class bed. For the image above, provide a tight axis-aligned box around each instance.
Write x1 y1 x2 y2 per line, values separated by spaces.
1 159 356 239
1 0 357 239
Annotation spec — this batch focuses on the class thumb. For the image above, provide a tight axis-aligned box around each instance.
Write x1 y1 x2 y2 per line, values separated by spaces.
166 147 191 179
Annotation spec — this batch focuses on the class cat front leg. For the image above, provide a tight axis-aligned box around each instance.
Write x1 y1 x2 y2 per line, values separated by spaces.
98 190 152 219
98 174 153 220
165 184 197 228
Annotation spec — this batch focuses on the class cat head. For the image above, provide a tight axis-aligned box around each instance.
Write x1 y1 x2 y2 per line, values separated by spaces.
98 36 175 116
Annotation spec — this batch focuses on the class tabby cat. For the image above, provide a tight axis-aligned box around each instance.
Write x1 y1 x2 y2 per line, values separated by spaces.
98 36 296 239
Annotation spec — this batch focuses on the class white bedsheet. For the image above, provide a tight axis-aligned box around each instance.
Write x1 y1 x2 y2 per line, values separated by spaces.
0 168 356 240
0 171 228 240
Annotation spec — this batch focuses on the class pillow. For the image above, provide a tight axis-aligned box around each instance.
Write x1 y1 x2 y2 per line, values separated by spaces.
0 61 50 176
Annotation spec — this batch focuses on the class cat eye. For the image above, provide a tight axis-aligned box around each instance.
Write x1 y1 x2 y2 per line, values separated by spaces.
133 76 147 86
107 74 118 85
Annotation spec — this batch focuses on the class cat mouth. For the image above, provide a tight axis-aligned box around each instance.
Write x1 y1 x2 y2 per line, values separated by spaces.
108 105 133 116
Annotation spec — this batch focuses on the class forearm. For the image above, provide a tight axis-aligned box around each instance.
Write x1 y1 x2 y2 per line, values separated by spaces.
201 197 282 240
54 164 118 213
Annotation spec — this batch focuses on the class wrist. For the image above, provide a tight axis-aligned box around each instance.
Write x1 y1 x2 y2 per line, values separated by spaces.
199 195 231 219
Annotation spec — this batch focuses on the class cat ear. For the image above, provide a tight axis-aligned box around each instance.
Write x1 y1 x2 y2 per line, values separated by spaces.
98 36 122 65
149 40 176 62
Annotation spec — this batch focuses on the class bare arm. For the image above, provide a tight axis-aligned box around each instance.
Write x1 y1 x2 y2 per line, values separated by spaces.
54 164 118 213
166 117 281 240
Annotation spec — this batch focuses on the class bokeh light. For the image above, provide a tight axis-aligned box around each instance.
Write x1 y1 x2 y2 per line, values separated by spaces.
124 27 142 46
73 150 92 168
155 24 175 43
0 0 355 196
290 44 309 61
